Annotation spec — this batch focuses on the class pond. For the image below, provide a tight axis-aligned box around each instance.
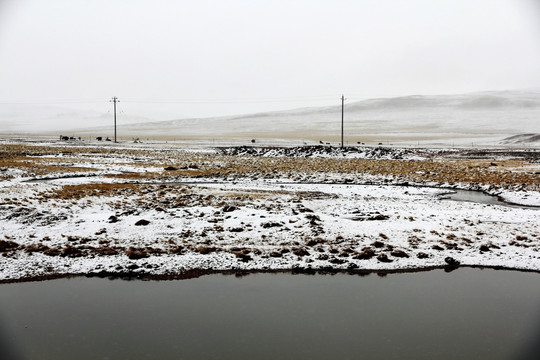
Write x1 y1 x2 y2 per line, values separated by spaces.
436 189 532 208
1 268 540 360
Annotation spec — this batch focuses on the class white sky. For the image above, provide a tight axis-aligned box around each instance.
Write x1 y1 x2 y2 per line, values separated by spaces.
1 0 540 121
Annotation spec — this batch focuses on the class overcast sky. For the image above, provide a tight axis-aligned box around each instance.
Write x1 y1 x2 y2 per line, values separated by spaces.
1 0 540 121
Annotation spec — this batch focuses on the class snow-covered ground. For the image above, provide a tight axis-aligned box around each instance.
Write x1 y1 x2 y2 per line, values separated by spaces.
0 140 539 282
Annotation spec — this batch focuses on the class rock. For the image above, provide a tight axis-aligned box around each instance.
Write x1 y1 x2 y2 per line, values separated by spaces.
108 215 119 223
261 221 283 228
391 250 409 258
134 219 150 226
444 257 460 266
222 205 237 212
305 214 321 224
377 254 393 263
368 214 390 221
329 257 346 264
164 166 178 171
479 245 490 252
234 252 252 262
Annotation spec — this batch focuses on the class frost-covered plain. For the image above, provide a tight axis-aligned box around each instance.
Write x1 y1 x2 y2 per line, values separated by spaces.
1 140 539 282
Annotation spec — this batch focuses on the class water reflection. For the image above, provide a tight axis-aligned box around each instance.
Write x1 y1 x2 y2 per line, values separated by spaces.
1 268 540 360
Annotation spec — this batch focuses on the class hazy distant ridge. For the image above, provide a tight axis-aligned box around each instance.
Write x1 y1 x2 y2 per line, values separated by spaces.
3 90 540 145
101 90 540 144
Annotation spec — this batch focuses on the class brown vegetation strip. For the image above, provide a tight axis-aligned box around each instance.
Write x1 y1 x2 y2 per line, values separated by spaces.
1 143 538 190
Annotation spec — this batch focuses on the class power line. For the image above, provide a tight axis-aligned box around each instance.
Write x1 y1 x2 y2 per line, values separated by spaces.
0 99 104 105
0 93 401 106
121 95 340 104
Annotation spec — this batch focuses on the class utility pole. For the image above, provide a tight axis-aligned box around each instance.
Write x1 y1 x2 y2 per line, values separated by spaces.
110 97 119 143
341 94 345 148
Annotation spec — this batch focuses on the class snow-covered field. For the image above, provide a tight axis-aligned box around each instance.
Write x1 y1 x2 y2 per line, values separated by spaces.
1 139 539 282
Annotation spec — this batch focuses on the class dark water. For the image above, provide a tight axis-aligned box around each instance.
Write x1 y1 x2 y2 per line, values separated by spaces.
1 269 540 360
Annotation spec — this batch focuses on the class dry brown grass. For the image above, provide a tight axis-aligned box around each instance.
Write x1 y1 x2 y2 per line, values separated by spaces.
2 143 538 191
37 183 147 202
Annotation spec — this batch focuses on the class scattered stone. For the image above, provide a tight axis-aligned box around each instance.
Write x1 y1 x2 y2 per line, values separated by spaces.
372 240 385 248
444 257 460 266
329 257 346 264
479 245 490 252
235 252 252 262
261 221 283 228
391 249 409 258
305 214 321 225
368 214 390 221
134 219 150 226
377 253 393 263
416 252 429 259
108 215 119 223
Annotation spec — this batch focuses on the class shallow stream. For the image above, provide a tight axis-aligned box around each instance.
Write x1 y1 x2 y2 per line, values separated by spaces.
1 268 539 359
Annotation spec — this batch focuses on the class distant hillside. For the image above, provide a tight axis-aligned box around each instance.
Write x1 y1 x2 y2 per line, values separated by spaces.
75 90 540 145
4 90 540 146
500 133 540 145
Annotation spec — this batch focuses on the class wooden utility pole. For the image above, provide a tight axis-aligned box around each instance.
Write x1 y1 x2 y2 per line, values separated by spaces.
110 97 119 143
341 94 345 148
